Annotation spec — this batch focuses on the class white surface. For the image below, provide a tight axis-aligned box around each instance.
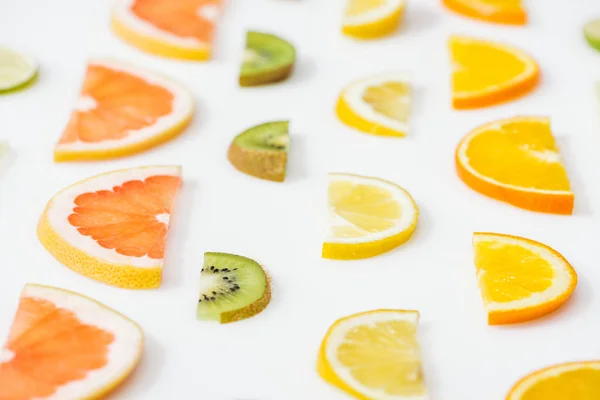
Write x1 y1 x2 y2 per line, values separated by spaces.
0 1 599 399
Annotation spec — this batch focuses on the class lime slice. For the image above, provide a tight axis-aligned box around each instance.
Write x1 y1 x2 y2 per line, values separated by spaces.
0 48 37 93
584 18 600 51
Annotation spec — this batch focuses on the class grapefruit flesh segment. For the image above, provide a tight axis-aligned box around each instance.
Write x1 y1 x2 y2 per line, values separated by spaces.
0 284 143 400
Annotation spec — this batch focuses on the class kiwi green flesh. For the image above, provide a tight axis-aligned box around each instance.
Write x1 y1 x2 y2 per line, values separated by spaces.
197 252 268 323
240 31 295 86
234 121 289 151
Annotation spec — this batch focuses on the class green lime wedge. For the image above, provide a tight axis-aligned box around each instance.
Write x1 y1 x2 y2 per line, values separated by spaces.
0 48 37 93
584 18 600 52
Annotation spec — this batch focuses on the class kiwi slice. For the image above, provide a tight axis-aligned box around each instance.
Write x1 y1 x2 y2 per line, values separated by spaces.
228 120 289 182
239 31 295 87
197 252 271 324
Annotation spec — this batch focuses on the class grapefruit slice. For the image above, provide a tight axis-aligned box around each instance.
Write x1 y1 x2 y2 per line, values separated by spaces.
55 59 193 162
37 166 182 289
112 0 222 60
0 284 143 399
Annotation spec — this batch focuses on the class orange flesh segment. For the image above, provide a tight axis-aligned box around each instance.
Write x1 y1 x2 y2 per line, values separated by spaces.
68 175 181 258
0 297 113 400
519 368 600 399
59 64 174 145
443 0 526 25
131 0 219 42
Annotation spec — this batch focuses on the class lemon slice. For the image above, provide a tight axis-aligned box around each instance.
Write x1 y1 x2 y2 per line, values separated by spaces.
317 309 428 400
324 173 418 260
0 48 37 93
343 0 406 39
337 73 411 137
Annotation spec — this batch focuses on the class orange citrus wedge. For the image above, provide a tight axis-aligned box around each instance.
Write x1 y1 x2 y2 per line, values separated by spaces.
0 284 143 399
37 166 182 289
456 116 574 214
473 233 577 325
112 0 222 60
442 0 527 25
450 35 539 109
54 59 193 162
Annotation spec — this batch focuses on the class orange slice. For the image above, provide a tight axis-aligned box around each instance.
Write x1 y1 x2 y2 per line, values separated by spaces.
112 0 221 60
456 116 574 214
450 35 539 109
54 59 193 162
37 166 182 289
0 284 143 399
442 0 527 25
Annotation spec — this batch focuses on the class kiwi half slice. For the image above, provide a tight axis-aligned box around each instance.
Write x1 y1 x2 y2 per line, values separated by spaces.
228 120 289 182
197 252 271 324
239 31 295 87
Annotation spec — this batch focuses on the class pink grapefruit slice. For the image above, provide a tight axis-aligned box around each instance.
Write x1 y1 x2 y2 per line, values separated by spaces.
37 165 182 289
0 284 143 399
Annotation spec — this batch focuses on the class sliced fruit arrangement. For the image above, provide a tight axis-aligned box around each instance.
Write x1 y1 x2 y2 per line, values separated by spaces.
337 72 410 137
318 310 427 400
37 165 182 289
55 59 193 162
112 0 222 60
0 47 37 93
456 116 574 214
228 121 289 182
584 18 600 52
197 252 271 323
239 31 295 87
342 0 406 39
473 232 577 325
507 361 600 399
450 35 539 109
324 173 418 260
442 0 526 25
0 284 143 399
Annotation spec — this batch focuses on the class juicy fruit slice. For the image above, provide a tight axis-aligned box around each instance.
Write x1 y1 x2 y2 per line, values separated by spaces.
473 233 577 325
442 0 526 25
450 35 539 109
55 59 193 161
456 116 573 214
343 0 406 39
228 121 289 182
239 31 295 87
584 18 600 52
337 72 410 137
0 284 143 399
507 361 600 400
0 47 37 93
317 310 427 400
37 166 182 289
197 252 271 324
324 173 418 260
112 0 221 60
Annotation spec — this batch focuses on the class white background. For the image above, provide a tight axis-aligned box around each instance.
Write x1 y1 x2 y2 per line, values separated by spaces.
1 0 600 399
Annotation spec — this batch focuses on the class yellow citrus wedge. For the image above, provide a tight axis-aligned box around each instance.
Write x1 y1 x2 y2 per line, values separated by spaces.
450 35 539 109
456 116 574 214
337 72 410 137
37 166 182 289
343 0 406 39
442 0 527 25
323 173 418 260
473 232 577 325
317 309 427 400
507 361 600 400
0 284 143 399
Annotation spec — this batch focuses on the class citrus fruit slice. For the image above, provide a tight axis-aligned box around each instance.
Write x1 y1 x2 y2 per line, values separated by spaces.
54 59 193 162
239 31 295 87
456 116 574 214
228 121 289 182
197 252 271 324
337 72 410 137
450 35 539 109
473 232 577 325
442 0 526 25
584 18 600 52
323 173 418 260
37 165 182 289
342 0 406 39
507 361 600 399
111 0 221 60
0 284 143 399
0 47 37 93
317 309 427 400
